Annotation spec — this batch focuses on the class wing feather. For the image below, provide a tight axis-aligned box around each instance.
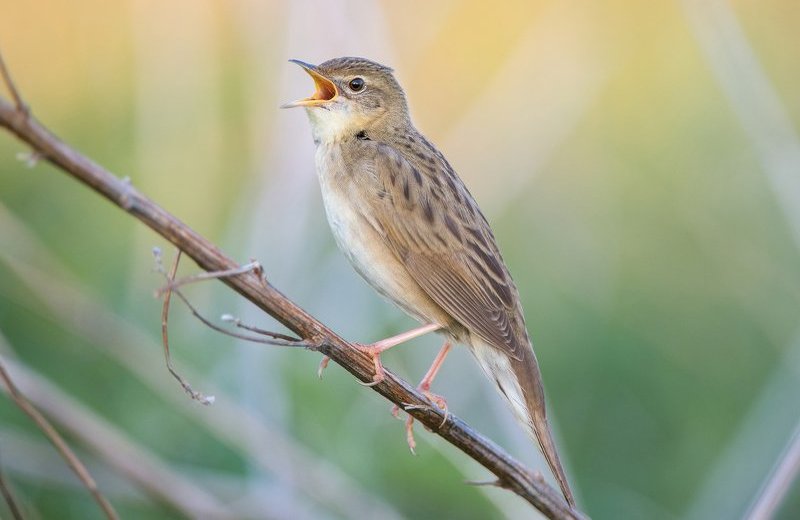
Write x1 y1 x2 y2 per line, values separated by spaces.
364 143 526 360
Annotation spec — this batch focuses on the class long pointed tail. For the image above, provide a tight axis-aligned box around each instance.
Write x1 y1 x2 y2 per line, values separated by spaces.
471 339 575 507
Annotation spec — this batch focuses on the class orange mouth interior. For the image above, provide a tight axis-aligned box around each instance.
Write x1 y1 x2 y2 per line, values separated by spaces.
307 71 337 102
282 60 339 108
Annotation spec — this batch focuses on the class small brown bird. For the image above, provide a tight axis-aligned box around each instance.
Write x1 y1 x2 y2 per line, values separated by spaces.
282 57 575 506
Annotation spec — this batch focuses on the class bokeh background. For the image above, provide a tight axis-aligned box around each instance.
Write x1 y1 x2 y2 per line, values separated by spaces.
1 1 799 518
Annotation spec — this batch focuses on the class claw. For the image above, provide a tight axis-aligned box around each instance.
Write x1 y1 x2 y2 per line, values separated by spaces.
405 417 417 455
399 389 449 453
317 356 330 379
357 376 383 387
422 390 449 428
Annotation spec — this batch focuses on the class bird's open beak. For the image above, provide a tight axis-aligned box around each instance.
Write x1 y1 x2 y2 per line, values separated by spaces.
280 59 338 109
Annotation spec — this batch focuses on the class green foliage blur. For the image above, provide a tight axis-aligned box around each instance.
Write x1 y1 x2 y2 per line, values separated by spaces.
1 1 799 518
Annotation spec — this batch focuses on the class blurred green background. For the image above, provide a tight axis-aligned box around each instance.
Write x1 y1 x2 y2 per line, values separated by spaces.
1 1 799 518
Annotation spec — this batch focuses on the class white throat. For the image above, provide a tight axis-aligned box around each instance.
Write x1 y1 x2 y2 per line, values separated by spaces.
305 104 361 145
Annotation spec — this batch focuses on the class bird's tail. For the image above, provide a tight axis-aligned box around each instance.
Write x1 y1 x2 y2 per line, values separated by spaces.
470 339 576 507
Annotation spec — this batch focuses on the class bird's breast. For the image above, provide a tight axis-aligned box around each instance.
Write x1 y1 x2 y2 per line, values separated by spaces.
314 144 449 325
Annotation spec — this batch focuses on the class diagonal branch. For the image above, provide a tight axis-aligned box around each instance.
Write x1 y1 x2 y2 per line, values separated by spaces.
0 344 238 520
0 357 119 520
0 238 405 520
0 53 27 114
0 62 585 520
0 464 24 520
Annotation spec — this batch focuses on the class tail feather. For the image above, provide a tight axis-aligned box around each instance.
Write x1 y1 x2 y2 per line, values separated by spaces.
471 339 575 507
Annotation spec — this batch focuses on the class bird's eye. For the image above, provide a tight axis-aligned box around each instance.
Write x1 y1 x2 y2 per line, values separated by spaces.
348 77 365 92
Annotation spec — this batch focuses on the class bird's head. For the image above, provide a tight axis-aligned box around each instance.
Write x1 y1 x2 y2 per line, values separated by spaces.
281 57 409 143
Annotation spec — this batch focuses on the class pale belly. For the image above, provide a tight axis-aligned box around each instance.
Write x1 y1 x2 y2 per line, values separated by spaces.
315 150 447 326
320 178 428 321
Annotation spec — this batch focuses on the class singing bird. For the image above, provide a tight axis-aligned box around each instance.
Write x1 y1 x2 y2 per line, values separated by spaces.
282 57 575 506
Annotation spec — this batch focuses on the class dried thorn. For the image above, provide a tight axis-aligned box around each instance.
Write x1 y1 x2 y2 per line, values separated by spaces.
16 150 40 168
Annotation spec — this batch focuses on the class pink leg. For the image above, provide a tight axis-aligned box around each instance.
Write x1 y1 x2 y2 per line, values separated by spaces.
418 341 451 395
318 323 441 384
365 323 442 353
395 341 452 454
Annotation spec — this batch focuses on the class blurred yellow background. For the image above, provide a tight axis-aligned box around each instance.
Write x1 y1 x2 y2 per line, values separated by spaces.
1 1 799 518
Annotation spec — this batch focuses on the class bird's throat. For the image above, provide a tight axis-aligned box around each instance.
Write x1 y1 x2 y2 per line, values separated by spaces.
305 106 366 145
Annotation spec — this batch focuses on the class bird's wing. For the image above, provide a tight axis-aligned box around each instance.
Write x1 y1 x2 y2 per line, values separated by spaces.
363 142 527 360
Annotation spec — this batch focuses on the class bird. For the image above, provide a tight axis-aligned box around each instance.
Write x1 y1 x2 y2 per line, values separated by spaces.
282 56 575 507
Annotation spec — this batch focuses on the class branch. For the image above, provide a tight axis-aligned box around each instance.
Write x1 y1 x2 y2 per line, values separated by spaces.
0 357 118 520
0 464 24 520
746 420 800 520
0 222 405 520
0 61 585 520
0 348 238 519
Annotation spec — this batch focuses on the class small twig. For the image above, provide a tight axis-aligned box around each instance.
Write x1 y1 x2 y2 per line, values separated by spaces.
220 314 302 343
0 52 27 115
155 260 262 297
159 249 215 405
0 465 24 520
156 248 315 405
153 249 313 348
173 290 312 347
0 357 118 520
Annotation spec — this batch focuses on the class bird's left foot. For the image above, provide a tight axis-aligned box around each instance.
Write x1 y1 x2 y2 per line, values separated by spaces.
391 340 452 453
392 385 449 454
